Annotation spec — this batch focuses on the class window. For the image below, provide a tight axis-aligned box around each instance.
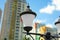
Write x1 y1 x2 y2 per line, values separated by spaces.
18 8 21 9
18 0 21 2
16 23 19 25
17 16 20 17
18 10 21 12
15 39 18 40
15 36 18 38
16 17 19 20
16 22 19 24
16 25 19 27
17 14 19 16
17 13 20 14
16 27 19 28
18 6 21 7
15 33 19 35
16 21 20 22
16 29 19 31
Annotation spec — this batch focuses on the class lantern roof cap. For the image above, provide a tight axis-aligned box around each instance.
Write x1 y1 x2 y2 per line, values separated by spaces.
20 4 37 17
55 16 60 25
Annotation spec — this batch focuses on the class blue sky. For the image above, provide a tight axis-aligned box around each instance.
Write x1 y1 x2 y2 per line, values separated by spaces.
0 0 6 32
26 0 60 28
0 0 60 30
0 0 6 11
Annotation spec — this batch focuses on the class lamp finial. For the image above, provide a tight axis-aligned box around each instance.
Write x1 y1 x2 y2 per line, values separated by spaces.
59 16 60 18
27 3 30 8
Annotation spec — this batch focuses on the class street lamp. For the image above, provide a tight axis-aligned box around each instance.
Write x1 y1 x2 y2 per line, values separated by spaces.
55 16 60 34
20 5 37 33
55 16 60 40
20 5 37 40
20 5 60 40
55 16 60 26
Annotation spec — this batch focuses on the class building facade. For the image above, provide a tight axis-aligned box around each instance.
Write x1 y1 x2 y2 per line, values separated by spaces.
0 8 2 23
34 23 45 40
0 8 2 40
1 0 26 40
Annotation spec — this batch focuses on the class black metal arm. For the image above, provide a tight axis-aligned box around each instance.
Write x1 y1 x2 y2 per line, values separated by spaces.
23 32 60 40
23 32 45 36
29 34 34 40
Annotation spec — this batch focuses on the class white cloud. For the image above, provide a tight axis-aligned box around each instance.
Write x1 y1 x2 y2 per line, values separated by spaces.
46 24 53 28
52 0 60 10
35 19 46 23
39 0 60 14
40 5 55 14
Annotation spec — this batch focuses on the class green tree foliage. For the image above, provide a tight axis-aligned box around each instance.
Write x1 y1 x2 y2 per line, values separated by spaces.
23 35 31 40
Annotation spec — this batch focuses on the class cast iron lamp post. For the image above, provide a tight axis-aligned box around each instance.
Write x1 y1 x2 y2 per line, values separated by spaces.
20 5 37 40
20 5 36 33
55 16 60 34
20 5 60 40
55 16 60 40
